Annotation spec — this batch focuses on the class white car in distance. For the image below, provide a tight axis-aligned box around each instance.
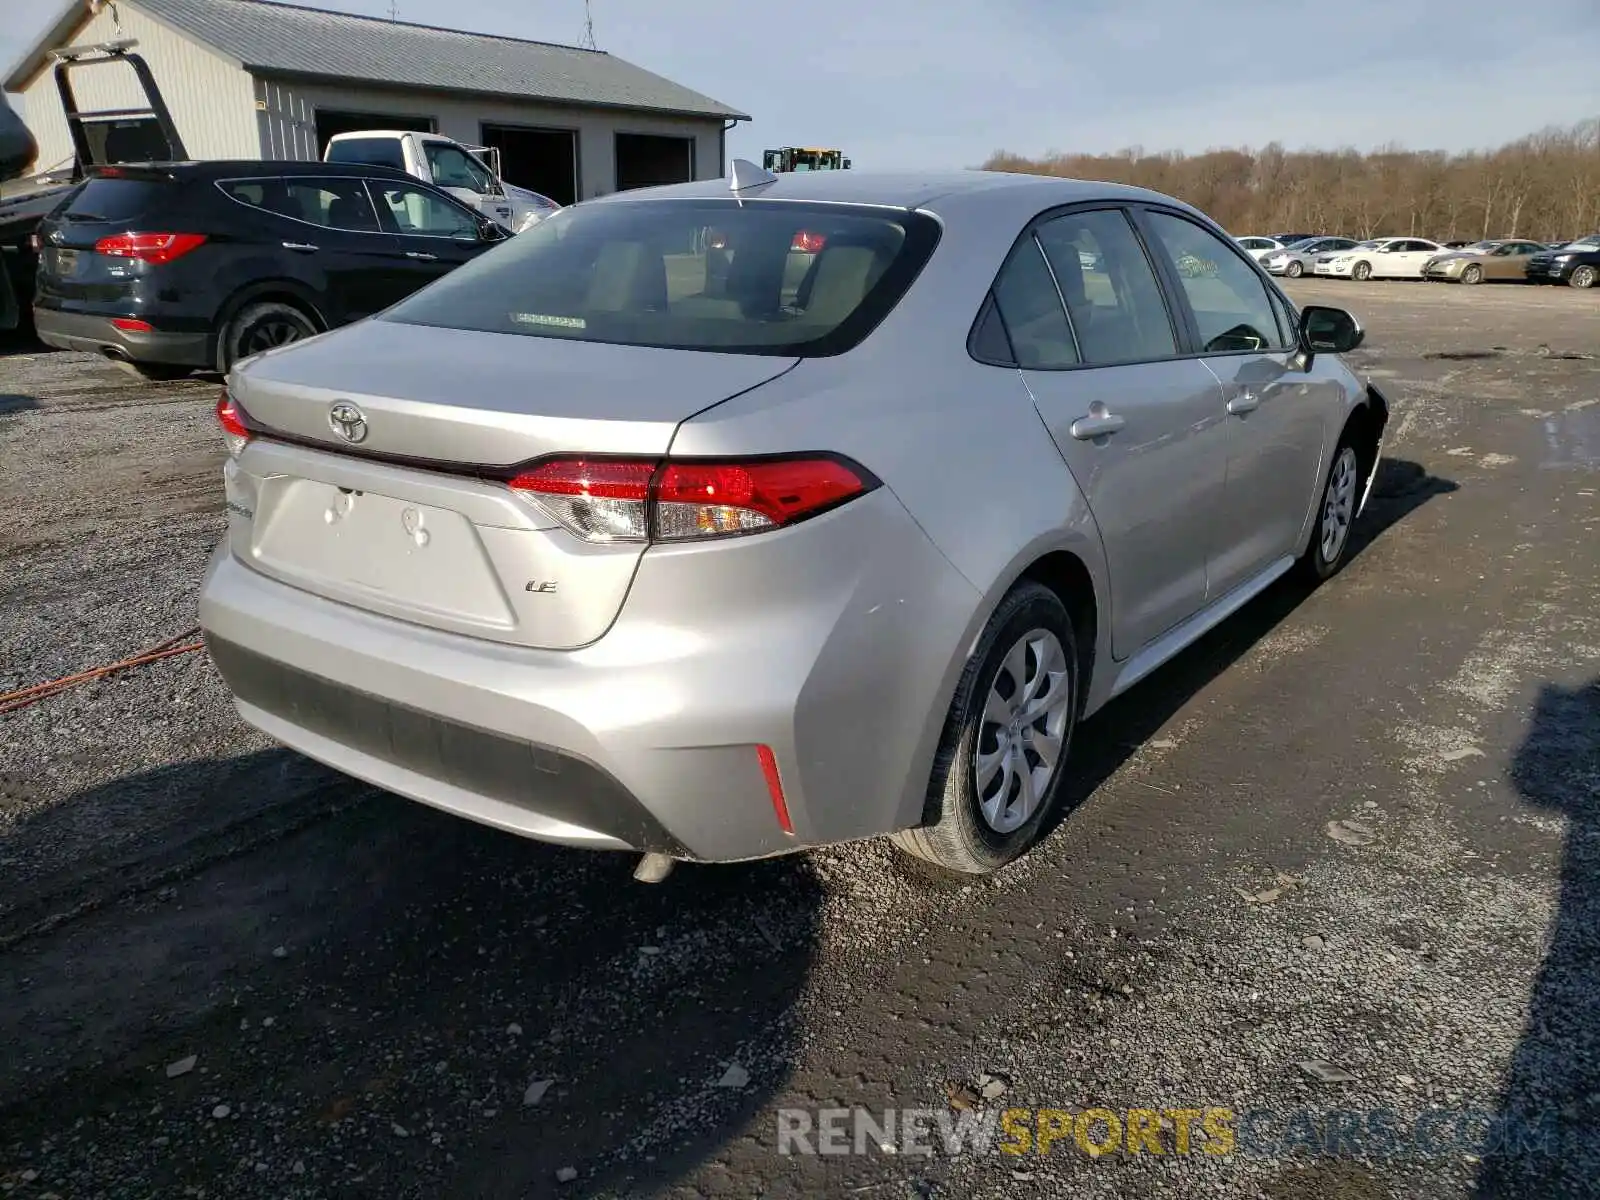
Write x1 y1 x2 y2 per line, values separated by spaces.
1314 237 1444 280
1235 235 1299 263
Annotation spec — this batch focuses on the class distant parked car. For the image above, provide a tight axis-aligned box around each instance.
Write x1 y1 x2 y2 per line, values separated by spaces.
1422 240 1547 284
1269 232 1317 247
1263 236 1359 277
1313 237 1444 280
1438 240 1477 250
197 166 1385 877
1235 235 1299 263
33 160 507 380
1525 236 1600 288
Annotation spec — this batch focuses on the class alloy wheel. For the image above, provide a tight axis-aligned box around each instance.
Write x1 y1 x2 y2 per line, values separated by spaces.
1320 446 1359 563
240 317 309 356
1572 266 1597 289
975 629 1072 834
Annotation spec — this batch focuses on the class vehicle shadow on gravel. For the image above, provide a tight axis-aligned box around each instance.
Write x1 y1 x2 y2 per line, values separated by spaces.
0 393 37 415
1045 457 1457 830
1473 676 1600 1199
0 750 822 1199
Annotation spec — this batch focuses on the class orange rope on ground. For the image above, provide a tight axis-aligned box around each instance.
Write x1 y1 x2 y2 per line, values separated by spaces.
0 627 205 715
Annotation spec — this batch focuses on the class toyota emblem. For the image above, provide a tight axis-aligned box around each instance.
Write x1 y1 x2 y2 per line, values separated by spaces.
328 401 368 444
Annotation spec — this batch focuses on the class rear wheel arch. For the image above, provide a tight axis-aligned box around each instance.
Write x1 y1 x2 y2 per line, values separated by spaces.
212 281 327 372
1018 550 1099 716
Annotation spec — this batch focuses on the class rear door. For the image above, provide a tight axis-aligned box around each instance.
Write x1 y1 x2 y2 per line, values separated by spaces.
266 175 409 320
1138 207 1331 594
1391 240 1439 277
365 178 493 292
997 206 1227 658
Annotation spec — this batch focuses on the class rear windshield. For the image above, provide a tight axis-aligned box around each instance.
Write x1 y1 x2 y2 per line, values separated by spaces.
380 199 942 356
61 177 164 221
326 137 406 171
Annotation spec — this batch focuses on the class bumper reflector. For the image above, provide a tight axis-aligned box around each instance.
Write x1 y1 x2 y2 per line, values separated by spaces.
756 744 793 835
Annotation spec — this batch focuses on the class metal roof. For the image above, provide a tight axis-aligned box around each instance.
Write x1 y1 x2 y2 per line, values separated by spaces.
6 0 749 122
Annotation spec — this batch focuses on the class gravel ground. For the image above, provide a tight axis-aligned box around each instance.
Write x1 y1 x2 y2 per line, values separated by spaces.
0 279 1596 1199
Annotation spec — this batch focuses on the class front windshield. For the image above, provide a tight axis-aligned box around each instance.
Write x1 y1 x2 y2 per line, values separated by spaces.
1565 240 1599 252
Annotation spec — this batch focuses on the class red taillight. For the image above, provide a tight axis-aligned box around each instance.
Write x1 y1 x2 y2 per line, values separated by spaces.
791 231 827 253
110 317 153 332
215 390 251 459
508 454 874 544
756 745 794 835
94 232 208 265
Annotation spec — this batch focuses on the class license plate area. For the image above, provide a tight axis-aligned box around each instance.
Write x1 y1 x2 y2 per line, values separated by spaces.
250 479 515 627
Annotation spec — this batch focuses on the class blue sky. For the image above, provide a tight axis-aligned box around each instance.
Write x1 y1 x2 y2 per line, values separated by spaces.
5 0 1598 168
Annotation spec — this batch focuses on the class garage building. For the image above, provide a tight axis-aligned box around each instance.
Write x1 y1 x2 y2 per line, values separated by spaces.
6 0 749 204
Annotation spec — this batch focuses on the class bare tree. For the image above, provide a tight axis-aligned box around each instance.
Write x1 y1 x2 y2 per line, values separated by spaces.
981 120 1600 241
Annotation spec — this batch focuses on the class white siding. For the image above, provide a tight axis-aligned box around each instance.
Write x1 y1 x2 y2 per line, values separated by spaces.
15 3 257 173
254 77 725 198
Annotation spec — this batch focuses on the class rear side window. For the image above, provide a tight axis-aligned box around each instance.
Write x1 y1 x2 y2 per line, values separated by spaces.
1034 209 1177 364
218 177 286 212
989 236 1078 368
326 137 406 171
62 177 165 221
278 178 381 232
381 200 941 357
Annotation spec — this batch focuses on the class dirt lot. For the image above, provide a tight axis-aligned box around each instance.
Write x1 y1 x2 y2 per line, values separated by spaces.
1 279 1597 1199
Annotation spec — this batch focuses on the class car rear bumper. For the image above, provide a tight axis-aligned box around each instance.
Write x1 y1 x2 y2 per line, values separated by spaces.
32 305 210 366
197 487 980 861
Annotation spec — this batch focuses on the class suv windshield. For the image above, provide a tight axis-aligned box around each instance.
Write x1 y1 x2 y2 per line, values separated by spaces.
382 199 942 356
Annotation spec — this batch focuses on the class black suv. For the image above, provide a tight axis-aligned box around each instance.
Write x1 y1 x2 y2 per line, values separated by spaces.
33 159 507 379
1525 235 1600 289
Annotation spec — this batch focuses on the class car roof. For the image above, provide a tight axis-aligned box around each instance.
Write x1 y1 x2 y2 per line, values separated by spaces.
87 160 417 180
590 168 1208 230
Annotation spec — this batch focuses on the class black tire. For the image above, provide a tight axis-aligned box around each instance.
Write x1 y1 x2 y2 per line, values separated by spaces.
1571 265 1597 290
891 583 1079 875
1461 264 1483 285
1285 260 1304 278
1298 437 1365 583
218 300 318 374
113 358 190 383
1352 261 1372 282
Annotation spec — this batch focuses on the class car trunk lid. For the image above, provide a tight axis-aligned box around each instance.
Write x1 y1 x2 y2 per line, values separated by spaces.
227 319 799 649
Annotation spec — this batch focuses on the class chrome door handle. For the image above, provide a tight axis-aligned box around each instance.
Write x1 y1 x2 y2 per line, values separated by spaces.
405 251 438 261
1226 391 1260 415
281 241 319 253
1069 412 1125 440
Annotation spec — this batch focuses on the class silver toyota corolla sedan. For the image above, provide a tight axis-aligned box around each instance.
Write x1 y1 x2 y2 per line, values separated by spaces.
199 165 1387 877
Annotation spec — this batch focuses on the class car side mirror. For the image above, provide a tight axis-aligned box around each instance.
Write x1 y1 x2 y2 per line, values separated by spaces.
1300 305 1364 355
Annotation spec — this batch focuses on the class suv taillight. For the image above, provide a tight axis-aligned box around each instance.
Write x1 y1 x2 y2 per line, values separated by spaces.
508 455 877 543
95 232 208 265
215 390 252 459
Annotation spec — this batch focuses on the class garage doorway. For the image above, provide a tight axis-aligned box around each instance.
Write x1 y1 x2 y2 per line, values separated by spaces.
313 109 435 157
480 124 578 206
614 133 694 192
